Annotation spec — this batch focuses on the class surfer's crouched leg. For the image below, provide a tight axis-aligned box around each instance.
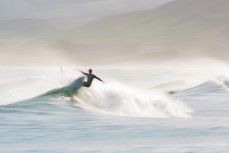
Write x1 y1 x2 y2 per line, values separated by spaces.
83 82 90 88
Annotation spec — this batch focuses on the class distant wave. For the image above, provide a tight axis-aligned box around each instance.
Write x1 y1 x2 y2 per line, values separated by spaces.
169 80 228 96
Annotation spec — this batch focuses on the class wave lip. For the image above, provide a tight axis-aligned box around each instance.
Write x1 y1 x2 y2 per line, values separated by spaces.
74 82 193 118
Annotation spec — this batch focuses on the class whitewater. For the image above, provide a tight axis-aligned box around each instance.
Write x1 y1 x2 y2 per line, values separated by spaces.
0 58 229 153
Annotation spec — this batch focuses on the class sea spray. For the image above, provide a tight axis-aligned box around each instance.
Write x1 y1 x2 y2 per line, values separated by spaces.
74 82 193 118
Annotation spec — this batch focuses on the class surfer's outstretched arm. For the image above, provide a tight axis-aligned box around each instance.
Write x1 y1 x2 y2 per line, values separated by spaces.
80 70 87 75
95 76 105 83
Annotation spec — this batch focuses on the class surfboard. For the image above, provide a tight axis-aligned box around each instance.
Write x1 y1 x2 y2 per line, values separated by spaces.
68 77 84 92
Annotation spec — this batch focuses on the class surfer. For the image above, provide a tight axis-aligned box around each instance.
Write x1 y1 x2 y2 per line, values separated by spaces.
80 69 104 87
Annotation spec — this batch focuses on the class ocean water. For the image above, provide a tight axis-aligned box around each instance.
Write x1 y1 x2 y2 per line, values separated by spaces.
1 61 229 153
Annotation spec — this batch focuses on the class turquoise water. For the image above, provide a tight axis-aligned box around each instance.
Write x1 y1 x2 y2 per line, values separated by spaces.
0 68 229 153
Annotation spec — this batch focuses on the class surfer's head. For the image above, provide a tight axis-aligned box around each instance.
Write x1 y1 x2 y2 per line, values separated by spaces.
89 69 92 74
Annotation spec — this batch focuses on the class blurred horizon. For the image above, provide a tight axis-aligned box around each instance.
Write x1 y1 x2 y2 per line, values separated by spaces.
1 0 229 66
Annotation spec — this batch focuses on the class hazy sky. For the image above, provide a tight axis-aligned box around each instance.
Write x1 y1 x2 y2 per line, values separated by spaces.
0 0 172 23
0 0 175 66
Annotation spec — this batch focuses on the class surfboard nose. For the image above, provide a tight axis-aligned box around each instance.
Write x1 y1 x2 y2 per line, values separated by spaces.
68 77 84 92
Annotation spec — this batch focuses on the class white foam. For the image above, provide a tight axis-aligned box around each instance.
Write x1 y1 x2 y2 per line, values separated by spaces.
74 82 193 118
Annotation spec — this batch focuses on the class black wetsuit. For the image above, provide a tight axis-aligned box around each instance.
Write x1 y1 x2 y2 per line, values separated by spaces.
81 72 103 87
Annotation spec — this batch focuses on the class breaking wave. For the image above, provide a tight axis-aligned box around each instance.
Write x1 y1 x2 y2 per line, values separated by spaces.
73 82 193 118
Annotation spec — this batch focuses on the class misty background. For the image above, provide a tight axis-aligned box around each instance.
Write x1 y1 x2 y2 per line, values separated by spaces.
0 0 228 66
